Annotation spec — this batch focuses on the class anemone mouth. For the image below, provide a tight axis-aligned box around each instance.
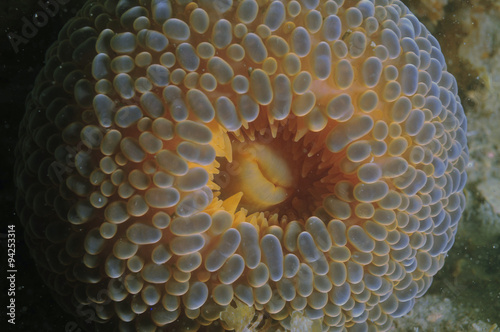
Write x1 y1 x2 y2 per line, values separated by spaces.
215 123 333 219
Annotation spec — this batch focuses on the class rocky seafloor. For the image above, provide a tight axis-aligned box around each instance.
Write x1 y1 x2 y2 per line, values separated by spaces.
1 0 499 331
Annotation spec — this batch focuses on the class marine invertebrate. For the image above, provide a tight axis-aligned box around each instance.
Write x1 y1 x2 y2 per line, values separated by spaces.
14 0 468 331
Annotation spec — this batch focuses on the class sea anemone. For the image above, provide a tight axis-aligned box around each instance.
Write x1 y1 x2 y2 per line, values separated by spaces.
15 0 468 331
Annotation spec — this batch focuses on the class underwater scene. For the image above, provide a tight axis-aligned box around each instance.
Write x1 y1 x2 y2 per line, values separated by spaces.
0 0 499 331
